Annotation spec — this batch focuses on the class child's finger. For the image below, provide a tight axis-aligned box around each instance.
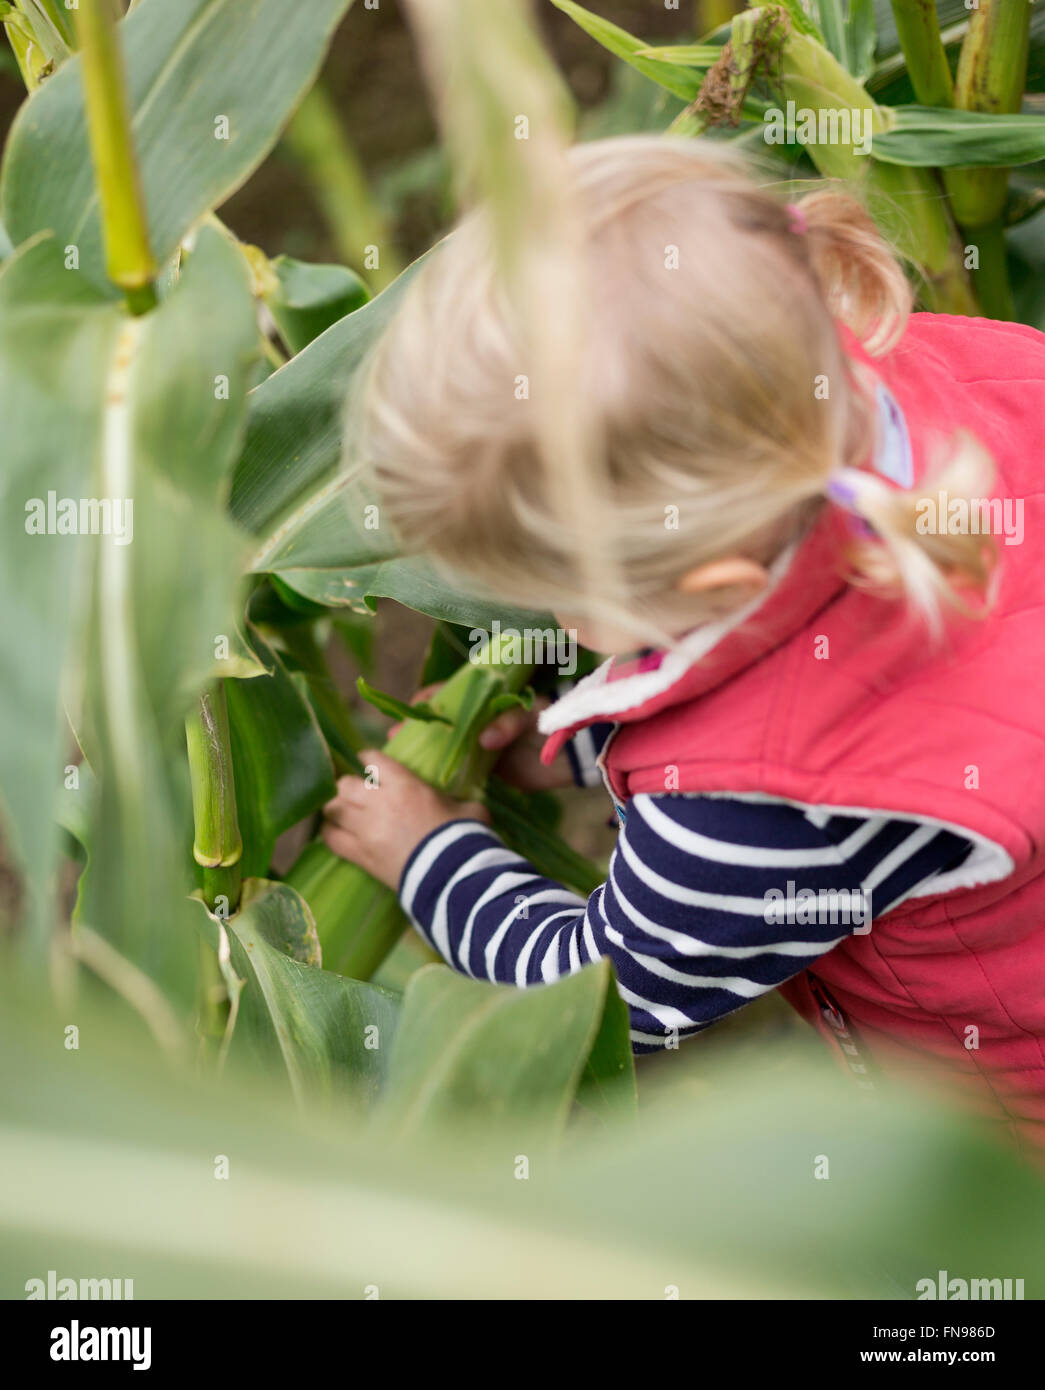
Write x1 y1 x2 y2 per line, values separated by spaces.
323 775 368 814
322 797 358 831
389 685 444 738
321 822 360 862
478 707 533 750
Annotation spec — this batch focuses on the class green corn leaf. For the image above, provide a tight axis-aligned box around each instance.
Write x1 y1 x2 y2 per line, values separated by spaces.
486 689 534 716
813 0 877 78
1006 178 1045 229
847 0 877 80
275 558 550 630
774 0 826 44
0 225 255 1001
231 250 549 629
0 234 122 952
224 627 337 880
1 0 355 290
873 107 1045 168
356 677 452 727
264 255 371 356
191 878 401 1108
231 250 429 567
814 0 849 68
1008 208 1045 330
378 958 636 1141
1028 5 1045 96
631 44 723 68
5 975 1045 1298
418 621 474 686
549 0 704 102
245 601 367 773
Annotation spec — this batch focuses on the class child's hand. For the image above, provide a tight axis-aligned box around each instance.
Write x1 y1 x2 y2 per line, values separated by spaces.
321 751 489 890
400 686 574 793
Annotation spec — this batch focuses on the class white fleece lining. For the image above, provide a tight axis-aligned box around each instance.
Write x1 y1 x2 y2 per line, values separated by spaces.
537 539 799 735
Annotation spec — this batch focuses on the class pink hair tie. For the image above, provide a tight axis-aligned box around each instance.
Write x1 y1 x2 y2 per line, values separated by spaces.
786 202 807 235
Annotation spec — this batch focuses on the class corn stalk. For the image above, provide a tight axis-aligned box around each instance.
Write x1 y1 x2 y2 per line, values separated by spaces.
185 683 243 917
942 0 1032 319
887 0 955 109
282 81 403 291
73 0 157 312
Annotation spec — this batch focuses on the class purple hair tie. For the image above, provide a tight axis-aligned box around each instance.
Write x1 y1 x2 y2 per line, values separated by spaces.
786 202 807 235
826 470 860 508
826 467 875 538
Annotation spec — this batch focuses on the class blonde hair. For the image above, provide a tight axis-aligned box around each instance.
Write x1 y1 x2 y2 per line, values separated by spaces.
358 135 995 641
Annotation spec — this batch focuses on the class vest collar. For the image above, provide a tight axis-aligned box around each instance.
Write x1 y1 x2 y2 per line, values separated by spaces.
539 375 913 752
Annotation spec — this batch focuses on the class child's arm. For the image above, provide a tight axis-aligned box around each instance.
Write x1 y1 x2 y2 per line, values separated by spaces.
323 757 972 1050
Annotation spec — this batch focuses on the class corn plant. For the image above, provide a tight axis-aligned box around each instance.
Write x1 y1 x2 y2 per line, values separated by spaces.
2 0 1044 1300
553 0 1045 322
0 0 620 1117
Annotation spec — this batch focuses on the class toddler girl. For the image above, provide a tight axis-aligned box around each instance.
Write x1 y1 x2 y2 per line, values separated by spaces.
323 137 1045 1154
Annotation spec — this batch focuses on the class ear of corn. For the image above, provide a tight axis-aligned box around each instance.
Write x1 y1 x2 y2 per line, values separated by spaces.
285 635 535 979
719 7 978 315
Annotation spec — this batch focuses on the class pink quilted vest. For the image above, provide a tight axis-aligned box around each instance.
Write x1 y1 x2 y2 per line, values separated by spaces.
542 314 1045 1155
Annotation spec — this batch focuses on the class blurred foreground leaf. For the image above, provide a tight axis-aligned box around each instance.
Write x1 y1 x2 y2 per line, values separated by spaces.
3 982 1043 1299
379 960 635 1140
0 226 255 1007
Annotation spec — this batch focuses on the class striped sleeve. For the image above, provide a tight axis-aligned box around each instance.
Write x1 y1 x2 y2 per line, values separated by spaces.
397 794 973 1052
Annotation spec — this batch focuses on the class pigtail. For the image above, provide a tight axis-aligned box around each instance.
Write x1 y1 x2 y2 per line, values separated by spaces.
837 436 999 633
792 187 913 357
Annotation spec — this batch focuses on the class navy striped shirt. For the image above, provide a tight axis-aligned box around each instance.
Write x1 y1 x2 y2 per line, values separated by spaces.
398 793 973 1052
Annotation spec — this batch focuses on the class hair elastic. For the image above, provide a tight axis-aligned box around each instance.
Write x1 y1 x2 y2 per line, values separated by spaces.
786 202 807 235
826 466 875 537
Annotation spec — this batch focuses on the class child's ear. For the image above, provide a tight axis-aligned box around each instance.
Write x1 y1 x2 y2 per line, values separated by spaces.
675 556 769 597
